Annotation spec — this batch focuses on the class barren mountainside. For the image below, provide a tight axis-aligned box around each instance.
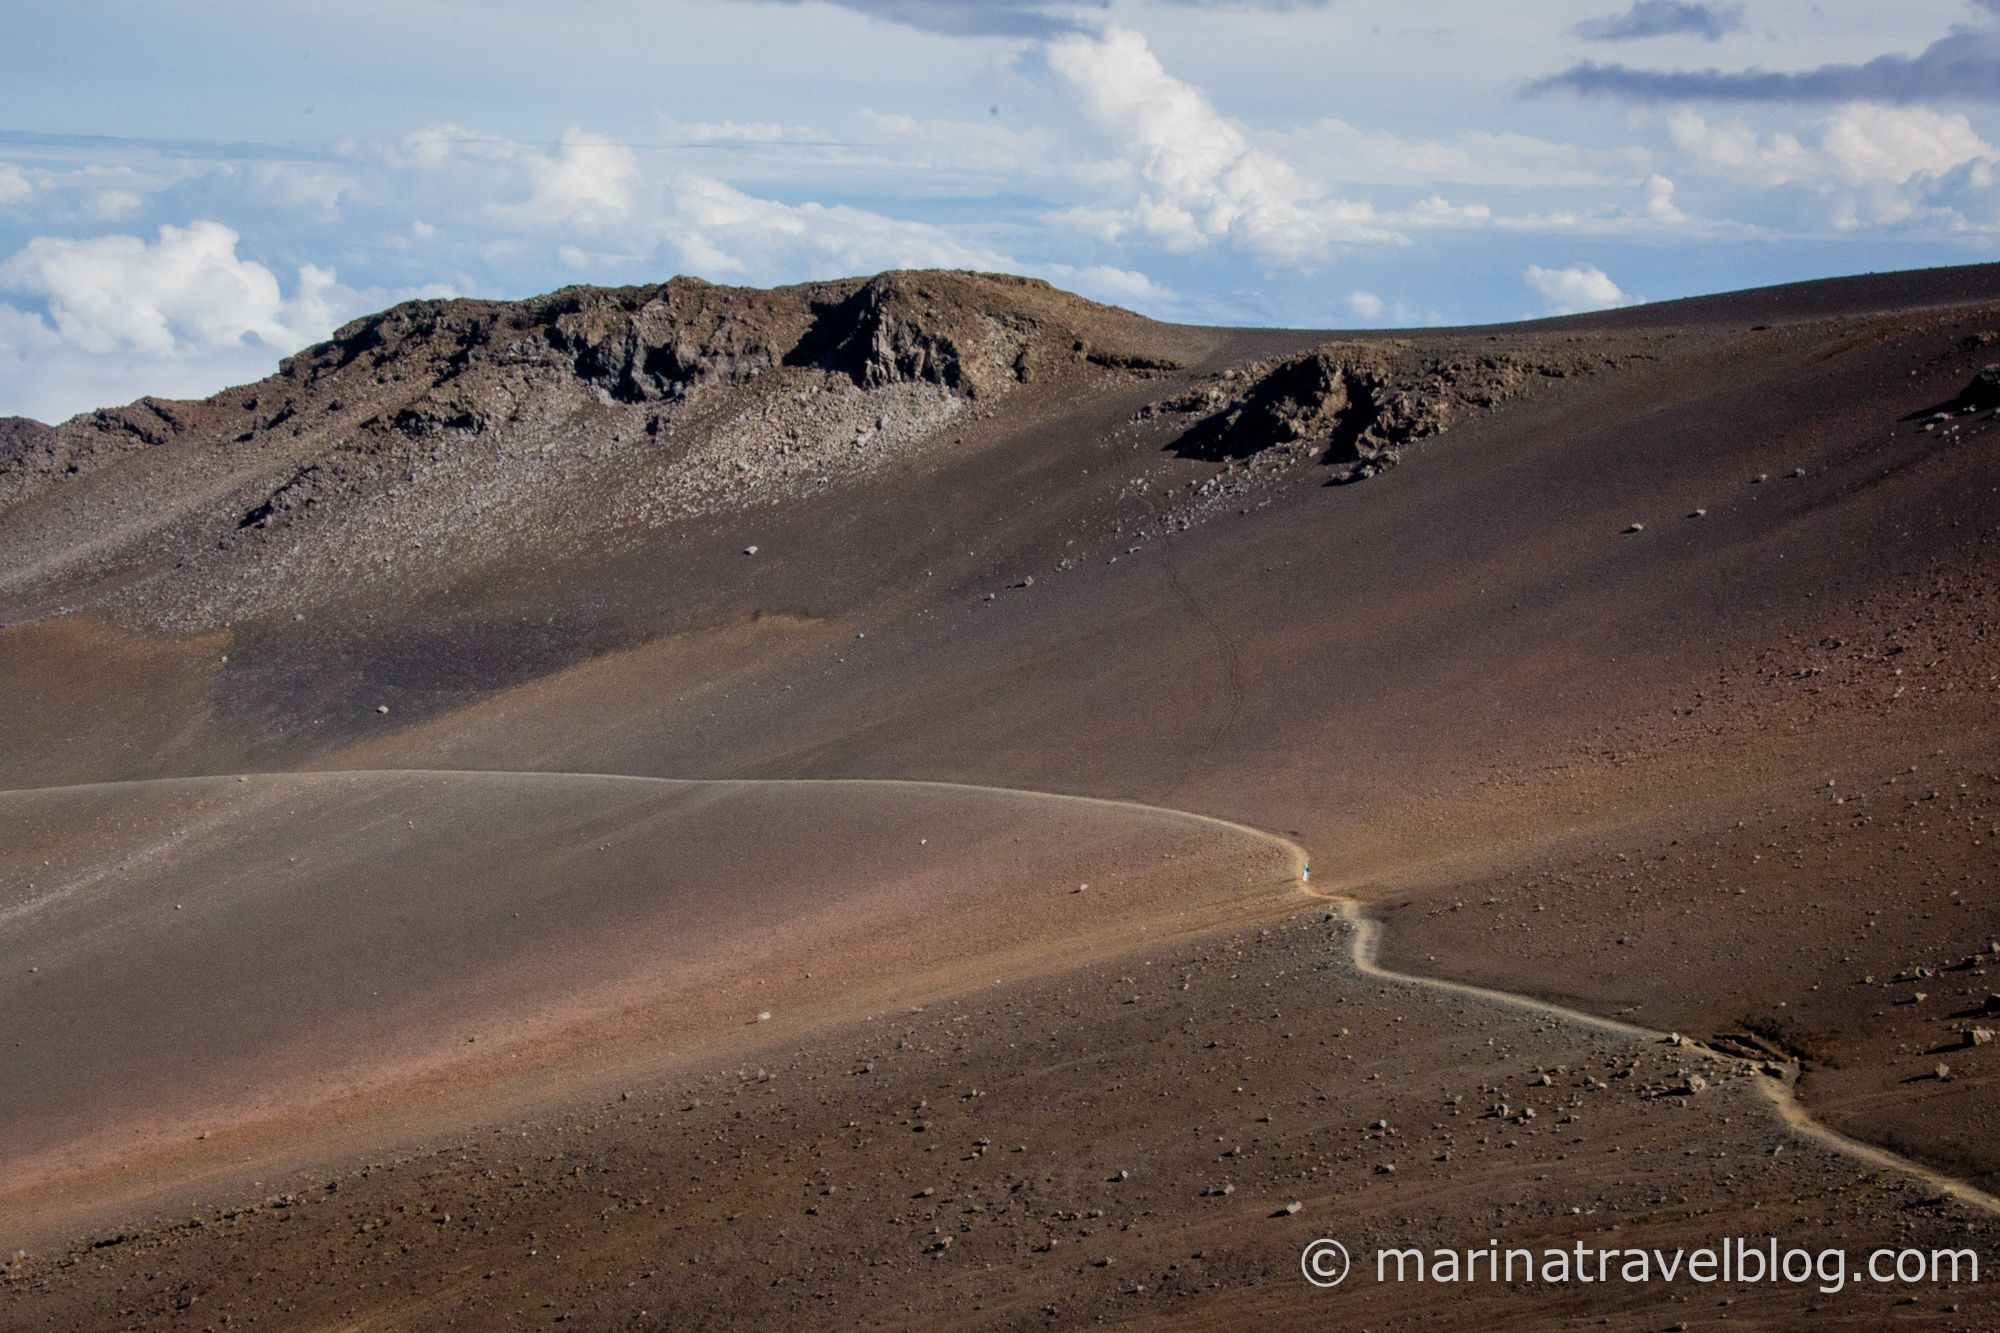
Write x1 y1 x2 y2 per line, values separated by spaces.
4 263 2000 1330
0 269 1666 631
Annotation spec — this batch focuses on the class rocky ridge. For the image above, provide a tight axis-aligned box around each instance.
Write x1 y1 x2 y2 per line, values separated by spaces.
2 271 1182 512
0 272 1654 630
0 271 1191 624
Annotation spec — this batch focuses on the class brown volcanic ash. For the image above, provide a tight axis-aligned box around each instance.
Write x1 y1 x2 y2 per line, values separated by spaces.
4 264 2000 1328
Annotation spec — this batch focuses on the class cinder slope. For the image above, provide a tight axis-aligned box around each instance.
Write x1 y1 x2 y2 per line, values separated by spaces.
3 263 1999 1327
0 771 1293 1243
9 908 1997 1330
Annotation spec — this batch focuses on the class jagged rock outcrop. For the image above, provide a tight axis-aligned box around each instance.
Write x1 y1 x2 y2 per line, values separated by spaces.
786 271 1163 397
286 270 1178 414
0 270 1201 626
1155 338 1639 481
537 281 807 404
0 270 1188 521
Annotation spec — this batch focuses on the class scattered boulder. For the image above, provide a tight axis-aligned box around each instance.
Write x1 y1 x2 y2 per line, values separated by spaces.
1950 364 2000 414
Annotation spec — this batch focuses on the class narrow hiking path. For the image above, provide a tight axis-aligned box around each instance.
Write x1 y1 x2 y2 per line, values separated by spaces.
5 765 1996 1219
1326 896 2000 1217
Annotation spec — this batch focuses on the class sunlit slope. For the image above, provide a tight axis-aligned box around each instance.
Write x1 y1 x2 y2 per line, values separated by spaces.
0 770 1296 1229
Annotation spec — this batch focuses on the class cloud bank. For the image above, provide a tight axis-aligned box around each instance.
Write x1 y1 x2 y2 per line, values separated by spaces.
0 221 336 357
1534 25 2000 105
745 0 1331 41
1572 1 1742 43
1667 102 1998 227
0 222 441 423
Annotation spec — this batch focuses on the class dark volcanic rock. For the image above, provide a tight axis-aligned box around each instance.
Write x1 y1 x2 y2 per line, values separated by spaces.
789 271 1119 398
1159 337 1639 479
1954 363 2000 413
0 415 57 477
540 280 807 404
300 270 1180 412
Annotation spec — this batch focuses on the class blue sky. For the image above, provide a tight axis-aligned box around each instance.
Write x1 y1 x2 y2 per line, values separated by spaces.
2 0 1998 421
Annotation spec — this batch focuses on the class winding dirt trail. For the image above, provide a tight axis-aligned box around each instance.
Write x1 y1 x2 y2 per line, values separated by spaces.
1325 896 2000 1218
8 765 1996 1223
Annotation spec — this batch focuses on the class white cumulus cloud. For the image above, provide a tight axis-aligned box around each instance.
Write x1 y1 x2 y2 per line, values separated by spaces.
664 171 1009 276
1644 173 1687 220
375 123 1040 282
515 130 639 228
0 221 425 422
1045 26 1391 261
387 124 638 230
1668 102 1999 228
1524 262 1642 314
1817 103 1995 186
1037 262 1172 308
1669 103 1994 189
0 221 337 357
1271 120 1654 190
0 162 31 206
